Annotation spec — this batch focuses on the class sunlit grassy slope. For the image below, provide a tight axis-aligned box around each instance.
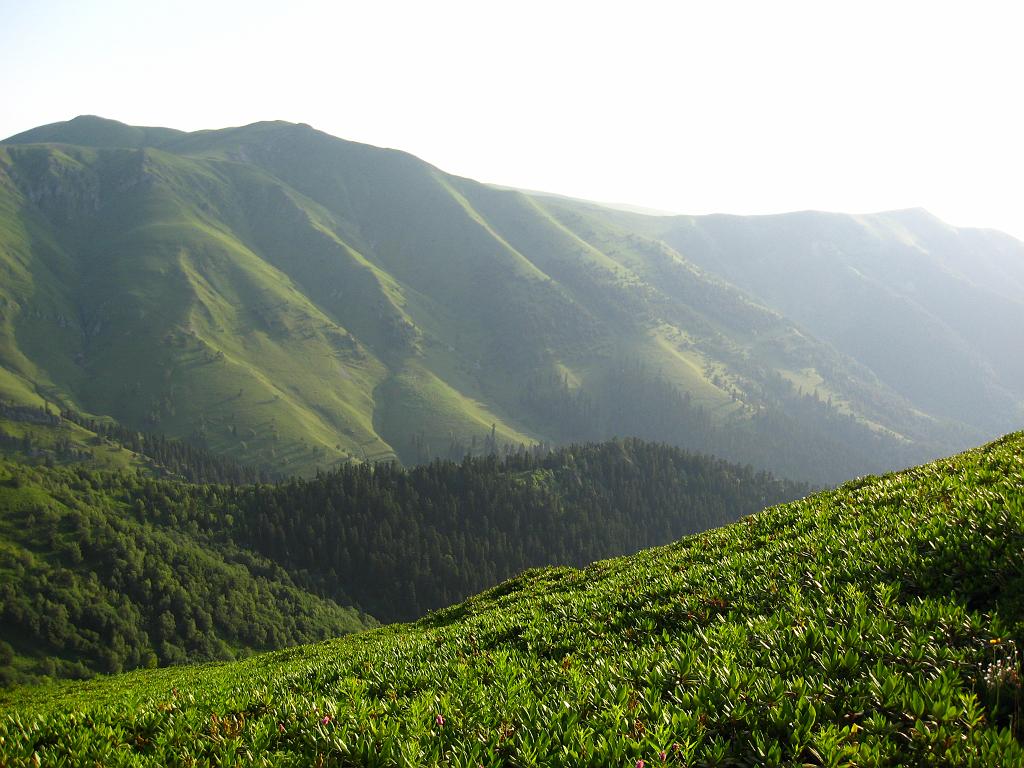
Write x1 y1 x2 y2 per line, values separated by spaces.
565 201 1024 439
4 433 1022 765
0 116 1014 482
0 412 142 471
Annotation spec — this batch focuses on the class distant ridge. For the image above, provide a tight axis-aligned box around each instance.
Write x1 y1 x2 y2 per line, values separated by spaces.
488 184 680 216
3 114 187 149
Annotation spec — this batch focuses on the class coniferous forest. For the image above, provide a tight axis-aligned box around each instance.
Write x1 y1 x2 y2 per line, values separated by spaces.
0 440 806 685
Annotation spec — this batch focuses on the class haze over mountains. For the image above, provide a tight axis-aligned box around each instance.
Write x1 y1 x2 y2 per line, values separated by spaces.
1 116 1021 484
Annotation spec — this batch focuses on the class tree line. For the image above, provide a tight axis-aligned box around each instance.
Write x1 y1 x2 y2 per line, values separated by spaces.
126 439 807 621
1 437 807 685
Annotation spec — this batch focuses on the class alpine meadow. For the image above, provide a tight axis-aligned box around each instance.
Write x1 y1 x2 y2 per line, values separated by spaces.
0 91 1022 768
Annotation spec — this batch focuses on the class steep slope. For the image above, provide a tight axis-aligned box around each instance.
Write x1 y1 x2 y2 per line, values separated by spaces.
578 204 1024 435
4 432 1022 765
0 399 269 483
0 116 1016 483
0 136 400 473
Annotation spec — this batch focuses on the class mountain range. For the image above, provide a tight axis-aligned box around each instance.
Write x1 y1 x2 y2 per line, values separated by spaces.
1 115 1021 484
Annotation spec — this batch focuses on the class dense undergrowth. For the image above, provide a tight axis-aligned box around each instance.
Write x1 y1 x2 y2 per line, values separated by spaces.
1 433 1022 765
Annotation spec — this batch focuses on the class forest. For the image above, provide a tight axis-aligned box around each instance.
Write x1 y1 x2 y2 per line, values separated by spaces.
0 439 807 684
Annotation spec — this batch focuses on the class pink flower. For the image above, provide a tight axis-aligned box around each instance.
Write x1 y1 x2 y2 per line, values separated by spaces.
277 722 286 733
321 715 331 725
636 761 646 768
659 752 667 761
436 714 445 727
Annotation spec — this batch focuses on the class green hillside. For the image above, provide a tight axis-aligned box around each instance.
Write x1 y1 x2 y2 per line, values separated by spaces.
0 459 373 687
0 401 145 474
0 438 807 684
578 203 1024 436
1 116 1009 483
0 400 268 483
3 433 1022 765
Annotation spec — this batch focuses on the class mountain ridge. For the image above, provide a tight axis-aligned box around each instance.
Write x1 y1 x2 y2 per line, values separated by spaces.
0 116 1020 483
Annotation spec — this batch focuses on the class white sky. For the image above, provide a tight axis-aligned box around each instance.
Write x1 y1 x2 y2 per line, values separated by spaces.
3 0 1023 238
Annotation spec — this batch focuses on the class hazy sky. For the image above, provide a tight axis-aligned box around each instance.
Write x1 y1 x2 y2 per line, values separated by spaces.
3 0 1023 238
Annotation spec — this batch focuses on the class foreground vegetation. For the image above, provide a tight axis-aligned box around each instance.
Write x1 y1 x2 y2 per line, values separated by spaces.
2 433 1021 765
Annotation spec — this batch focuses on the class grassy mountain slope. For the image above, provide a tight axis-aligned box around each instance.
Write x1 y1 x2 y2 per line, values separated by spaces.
585 205 1024 435
4 116 185 150
0 402 145 474
0 400 269 484
3 433 1022 765
0 139 400 473
0 116 1016 483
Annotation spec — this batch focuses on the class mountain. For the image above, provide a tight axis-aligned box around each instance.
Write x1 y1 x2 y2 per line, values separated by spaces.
0 399 268 483
582 204 1024 435
1 115 1020 483
4 432 1022 764
0 434 806 684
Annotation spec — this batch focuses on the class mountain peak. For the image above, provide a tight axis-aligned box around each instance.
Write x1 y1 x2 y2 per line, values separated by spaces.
2 115 186 149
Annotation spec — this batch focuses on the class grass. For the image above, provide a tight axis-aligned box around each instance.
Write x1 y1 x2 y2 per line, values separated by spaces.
0 370 45 408
2 432 1022 765
373 361 536 459
646 327 737 412
0 415 141 471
